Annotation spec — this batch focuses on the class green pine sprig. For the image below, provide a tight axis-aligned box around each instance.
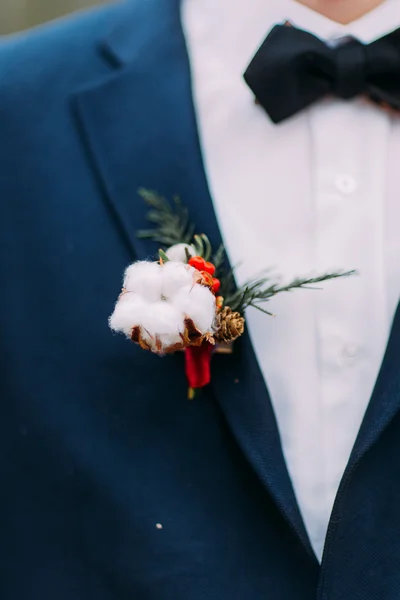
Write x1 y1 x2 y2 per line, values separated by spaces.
225 271 357 315
136 189 355 317
137 189 195 246
212 243 226 271
192 234 213 262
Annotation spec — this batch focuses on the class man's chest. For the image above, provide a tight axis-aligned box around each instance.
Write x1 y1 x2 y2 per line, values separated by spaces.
189 56 400 555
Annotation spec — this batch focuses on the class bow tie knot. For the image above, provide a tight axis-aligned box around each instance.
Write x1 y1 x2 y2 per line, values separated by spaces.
244 24 400 123
332 40 366 99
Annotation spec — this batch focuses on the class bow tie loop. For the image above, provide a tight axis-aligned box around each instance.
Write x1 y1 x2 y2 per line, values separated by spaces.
332 40 367 99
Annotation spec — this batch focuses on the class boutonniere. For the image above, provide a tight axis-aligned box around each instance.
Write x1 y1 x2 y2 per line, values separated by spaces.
109 190 354 398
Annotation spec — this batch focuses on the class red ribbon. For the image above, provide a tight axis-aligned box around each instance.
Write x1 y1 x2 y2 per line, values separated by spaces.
184 342 214 390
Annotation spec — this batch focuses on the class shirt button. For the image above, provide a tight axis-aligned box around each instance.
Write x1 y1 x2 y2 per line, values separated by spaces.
343 343 359 359
335 174 358 195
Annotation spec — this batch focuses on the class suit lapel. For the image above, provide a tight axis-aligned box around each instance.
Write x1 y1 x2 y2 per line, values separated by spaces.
73 0 314 558
348 301 400 469
211 333 314 555
73 0 200 259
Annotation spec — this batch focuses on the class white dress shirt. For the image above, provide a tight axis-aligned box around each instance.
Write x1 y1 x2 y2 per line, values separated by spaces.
183 0 400 560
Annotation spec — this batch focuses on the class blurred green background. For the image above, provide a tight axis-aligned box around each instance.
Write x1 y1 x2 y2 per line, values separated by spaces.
1 0 106 35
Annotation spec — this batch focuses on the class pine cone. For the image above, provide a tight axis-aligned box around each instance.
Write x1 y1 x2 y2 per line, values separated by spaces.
214 307 245 343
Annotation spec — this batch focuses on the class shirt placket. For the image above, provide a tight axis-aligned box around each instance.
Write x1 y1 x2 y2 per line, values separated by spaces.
308 99 389 547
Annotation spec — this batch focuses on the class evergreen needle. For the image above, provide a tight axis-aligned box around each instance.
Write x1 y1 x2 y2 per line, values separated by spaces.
227 270 356 314
137 189 195 246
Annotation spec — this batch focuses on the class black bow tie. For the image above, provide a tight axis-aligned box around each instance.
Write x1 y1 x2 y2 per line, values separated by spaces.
244 24 400 123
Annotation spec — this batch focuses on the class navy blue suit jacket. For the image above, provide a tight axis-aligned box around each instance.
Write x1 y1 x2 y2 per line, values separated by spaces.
1 1 400 598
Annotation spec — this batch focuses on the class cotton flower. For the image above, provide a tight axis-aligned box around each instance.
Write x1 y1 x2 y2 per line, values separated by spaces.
165 243 195 263
109 261 216 353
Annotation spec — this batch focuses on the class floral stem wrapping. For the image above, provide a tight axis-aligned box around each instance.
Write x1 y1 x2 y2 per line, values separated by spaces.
185 342 214 398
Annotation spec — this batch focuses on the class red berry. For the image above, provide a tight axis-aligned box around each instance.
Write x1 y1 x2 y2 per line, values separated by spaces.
189 256 206 271
203 262 216 275
212 278 221 293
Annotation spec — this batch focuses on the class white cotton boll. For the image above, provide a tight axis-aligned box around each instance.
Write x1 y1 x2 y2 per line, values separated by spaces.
172 283 216 332
161 261 196 298
109 293 147 337
110 258 217 352
165 243 195 263
139 301 183 335
123 261 162 303
138 301 184 350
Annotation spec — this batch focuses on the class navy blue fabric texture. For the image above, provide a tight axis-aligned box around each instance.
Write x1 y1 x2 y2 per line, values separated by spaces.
0 1 399 598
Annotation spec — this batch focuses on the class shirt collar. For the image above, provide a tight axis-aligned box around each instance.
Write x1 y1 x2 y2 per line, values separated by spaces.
267 0 400 43
183 0 400 75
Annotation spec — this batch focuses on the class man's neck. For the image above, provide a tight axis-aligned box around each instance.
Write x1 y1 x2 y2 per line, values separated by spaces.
295 0 386 24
